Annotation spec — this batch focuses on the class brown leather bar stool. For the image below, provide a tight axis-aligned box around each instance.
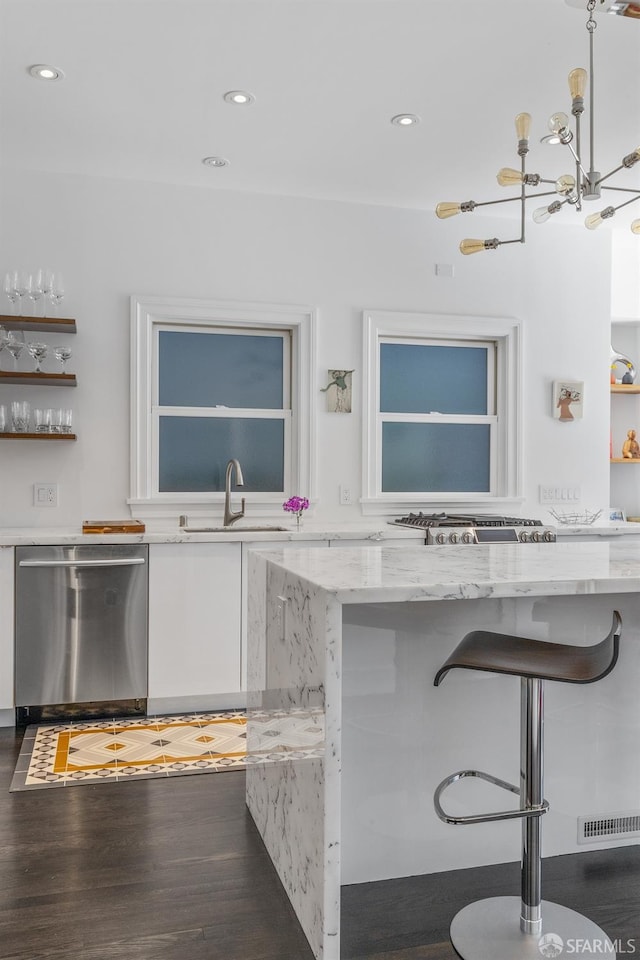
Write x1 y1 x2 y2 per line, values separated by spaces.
433 611 622 960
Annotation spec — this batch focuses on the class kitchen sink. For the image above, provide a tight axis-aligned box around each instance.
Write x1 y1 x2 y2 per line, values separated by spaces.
181 525 289 533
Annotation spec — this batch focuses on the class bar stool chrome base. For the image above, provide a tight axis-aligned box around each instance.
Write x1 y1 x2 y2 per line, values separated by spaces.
450 897 614 960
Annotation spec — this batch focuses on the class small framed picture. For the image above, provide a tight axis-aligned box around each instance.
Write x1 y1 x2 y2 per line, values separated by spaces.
609 507 626 522
552 380 584 421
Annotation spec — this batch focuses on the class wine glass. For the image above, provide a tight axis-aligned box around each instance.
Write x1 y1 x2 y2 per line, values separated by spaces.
27 274 43 317
13 271 29 316
54 345 72 371
49 273 65 315
0 326 9 370
5 333 25 370
3 273 19 315
27 341 48 373
39 268 53 317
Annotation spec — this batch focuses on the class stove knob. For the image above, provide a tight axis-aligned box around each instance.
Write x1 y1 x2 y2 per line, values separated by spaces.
462 532 474 544
519 531 529 542
450 532 459 544
543 530 555 542
436 532 446 544
531 531 541 543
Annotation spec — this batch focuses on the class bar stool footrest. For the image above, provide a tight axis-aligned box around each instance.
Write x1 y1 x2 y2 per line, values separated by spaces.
434 769 549 825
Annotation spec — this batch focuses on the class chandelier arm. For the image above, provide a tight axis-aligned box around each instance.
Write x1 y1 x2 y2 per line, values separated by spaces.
520 152 526 245
600 186 640 195
564 140 588 182
473 191 559 209
588 0 596 178
596 165 626 186
610 195 640 214
575 109 583 210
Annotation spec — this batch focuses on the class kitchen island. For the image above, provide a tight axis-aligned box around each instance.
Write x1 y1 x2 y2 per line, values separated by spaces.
245 541 640 960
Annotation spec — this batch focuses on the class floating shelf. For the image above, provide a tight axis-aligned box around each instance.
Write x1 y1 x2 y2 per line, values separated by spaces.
611 384 640 394
0 314 76 334
0 432 76 441
610 458 640 463
0 370 76 387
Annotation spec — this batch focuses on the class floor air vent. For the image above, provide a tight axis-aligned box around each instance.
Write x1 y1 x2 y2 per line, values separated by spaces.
578 811 640 843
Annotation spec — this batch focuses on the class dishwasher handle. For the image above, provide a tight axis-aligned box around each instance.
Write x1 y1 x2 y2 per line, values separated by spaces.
19 557 146 568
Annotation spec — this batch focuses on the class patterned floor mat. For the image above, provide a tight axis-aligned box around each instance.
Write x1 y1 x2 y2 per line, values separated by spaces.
10 709 325 791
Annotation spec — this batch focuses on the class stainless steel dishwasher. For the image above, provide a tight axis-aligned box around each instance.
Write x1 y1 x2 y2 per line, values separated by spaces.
15 544 148 723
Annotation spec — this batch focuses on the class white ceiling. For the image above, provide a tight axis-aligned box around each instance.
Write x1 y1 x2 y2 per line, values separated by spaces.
1 0 639 212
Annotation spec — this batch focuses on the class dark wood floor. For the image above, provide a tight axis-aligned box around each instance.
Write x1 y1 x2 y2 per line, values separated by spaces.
0 725 639 960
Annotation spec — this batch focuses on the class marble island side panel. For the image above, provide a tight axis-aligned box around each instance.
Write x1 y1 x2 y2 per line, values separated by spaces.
246 541 640 960
245 550 343 960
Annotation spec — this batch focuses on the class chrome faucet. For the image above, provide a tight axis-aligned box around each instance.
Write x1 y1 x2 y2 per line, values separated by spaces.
224 459 245 526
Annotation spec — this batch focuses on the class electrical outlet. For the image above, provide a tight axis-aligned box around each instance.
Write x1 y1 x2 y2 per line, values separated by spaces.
339 485 352 505
34 483 58 507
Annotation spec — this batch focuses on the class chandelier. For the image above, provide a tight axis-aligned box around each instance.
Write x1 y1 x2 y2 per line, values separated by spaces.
436 0 640 254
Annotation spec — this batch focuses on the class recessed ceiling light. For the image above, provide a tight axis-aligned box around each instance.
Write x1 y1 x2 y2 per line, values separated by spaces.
202 156 229 168
28 64 64 81
223 90 255 106
391 113 420 126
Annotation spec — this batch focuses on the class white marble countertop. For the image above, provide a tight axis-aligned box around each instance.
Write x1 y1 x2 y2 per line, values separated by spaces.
554 521 640 537
0 520 424 547
257 539 640 603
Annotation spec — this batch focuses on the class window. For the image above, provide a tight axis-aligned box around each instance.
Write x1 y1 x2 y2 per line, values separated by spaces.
130 297 315 518
362 310 522 514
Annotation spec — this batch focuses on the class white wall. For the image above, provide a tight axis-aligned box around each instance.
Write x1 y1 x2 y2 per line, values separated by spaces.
0 168 617 527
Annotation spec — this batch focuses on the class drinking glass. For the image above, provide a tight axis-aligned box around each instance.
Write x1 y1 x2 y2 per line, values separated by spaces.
54 345 72 371
11 401 30 433
5 334 25 370
49 408 63 433
60 409 73 434
27 341 48 373
27 274 43 317
0 404 6 432
3 273 19 315
33 408 52 433
49 273 65 315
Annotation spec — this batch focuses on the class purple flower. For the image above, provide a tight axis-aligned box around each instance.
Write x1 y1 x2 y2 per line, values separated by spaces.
283 495 309 516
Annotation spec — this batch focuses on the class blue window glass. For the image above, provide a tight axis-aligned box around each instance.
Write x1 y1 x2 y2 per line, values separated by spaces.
381 423 491 493
380 343 488 415
158 331 284 409
158 417 285 492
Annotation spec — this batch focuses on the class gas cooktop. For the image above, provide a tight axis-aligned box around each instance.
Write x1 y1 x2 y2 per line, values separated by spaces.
390 513 555 545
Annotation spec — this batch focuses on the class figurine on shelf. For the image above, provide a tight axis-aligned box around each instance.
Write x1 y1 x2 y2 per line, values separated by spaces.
622 429 640 459
610 346 637 385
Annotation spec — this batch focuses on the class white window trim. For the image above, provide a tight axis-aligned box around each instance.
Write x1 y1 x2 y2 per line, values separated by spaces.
129 296 316 521
361 309 523 516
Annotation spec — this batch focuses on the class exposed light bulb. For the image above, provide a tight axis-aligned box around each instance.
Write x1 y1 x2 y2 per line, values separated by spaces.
585 212 604 230
533 206 552 224
459 239 499 255
459 239 487 256
585 205 616 230
631 220 640 235
496 167 523 187
545 112 573 145
435 203 462 219
555 174 576 196
532 201 562 224
568 68 587 100
514 113 531 141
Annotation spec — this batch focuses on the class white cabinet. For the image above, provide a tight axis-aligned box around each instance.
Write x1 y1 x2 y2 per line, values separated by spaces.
0 547 14 721
148 542 242 706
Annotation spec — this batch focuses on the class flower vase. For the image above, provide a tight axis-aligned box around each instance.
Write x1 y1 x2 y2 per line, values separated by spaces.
296 513 303 530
